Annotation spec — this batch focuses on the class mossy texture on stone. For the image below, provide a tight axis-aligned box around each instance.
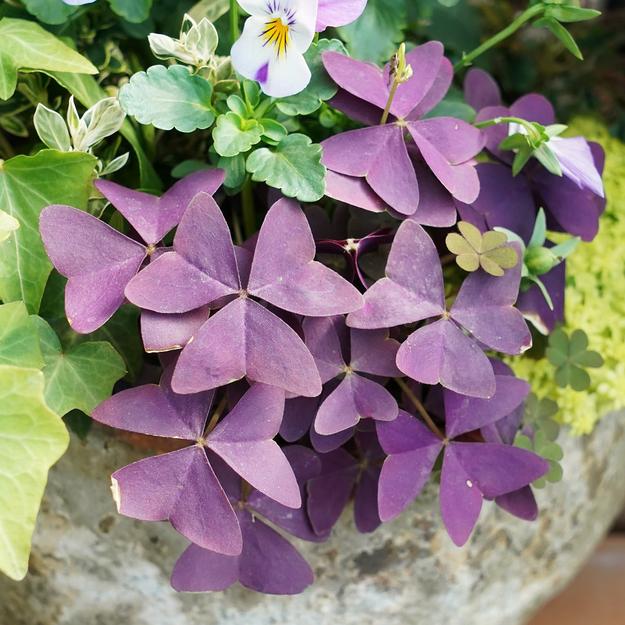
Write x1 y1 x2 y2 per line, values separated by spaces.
512 119 625 434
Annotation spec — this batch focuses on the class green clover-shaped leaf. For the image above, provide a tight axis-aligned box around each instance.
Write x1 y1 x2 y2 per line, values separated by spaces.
546 328 604 391
446 221 518 276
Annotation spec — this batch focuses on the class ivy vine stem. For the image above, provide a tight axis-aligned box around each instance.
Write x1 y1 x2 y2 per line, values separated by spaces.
454 3 545 72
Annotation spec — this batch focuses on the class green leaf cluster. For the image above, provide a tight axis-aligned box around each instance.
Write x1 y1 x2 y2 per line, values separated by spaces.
546 328 603 391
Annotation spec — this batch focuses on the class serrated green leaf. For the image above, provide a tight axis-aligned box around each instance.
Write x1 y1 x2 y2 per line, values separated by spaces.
0 18 97 100
108 0 153 23
246 134 325 202
120 64 215 133
259 119 287 143
22 0 78 25
0 365 68 581
212 112 262 157
0 150 97 314
34 318 126 416
0 302 43 369
276 39 347 116
338 0 406 63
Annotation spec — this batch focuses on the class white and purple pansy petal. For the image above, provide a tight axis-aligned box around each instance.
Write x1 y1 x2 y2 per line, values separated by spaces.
231 0 318 97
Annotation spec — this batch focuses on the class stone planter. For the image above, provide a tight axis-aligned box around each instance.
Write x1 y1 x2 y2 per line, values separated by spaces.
1 411 624 625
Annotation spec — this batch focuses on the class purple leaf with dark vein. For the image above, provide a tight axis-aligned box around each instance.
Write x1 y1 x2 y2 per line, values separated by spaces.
92 369 300 552
39 169 224 333
321 43 483 217
377 376 547 545
126 194 362 396
347 220 530 398
304 315 400 435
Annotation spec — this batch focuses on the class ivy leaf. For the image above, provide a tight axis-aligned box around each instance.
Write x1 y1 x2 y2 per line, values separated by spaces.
0 150 97 314
33 104 71 152
246 134 326 202
119 64 215 133
21 0 78 25
338 0 406 63
212 112 263 157
0 18 97 100
0 302 43 369
546 328 603 391
35 317 126 417
108 0 153 23
0 365 68 581
40 272 144 383
276 39 347 116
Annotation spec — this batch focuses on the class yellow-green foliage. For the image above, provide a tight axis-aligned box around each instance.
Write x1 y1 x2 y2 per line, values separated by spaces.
511 119 625 434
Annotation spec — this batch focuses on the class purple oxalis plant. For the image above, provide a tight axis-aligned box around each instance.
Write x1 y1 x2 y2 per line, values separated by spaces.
124 193 363 396
321 42 484 219
33 4 608 597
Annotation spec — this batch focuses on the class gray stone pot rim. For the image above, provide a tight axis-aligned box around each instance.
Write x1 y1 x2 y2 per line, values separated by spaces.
1 411 624 625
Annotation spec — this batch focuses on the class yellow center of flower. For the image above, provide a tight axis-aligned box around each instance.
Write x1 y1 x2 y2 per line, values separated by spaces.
261 17 290 58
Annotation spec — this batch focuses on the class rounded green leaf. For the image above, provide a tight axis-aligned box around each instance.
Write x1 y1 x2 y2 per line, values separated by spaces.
119 64 215 133
246 134 326 202
212 112 262 158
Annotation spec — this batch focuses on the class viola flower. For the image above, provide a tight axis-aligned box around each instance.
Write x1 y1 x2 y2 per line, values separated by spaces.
231 0 318 97
39 169 224 333
377 374 548 546
93 366 301 555
303 315 400 435
347 220 531 398
171 448 319 594
465 68 606 241
321 42 484 218
124 194 363 397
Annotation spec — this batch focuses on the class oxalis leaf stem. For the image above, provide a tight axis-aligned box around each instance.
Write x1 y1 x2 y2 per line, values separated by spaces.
395 377 446 441
454 3 545 72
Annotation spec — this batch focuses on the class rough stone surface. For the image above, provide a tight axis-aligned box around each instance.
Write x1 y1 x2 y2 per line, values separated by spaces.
1 411 625 625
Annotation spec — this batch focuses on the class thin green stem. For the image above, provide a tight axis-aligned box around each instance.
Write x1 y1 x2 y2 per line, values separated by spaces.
475 115 542 142
454 3 545 72
380 80 399 125
395 378 445 440
230 0 240 42
241 178 256 239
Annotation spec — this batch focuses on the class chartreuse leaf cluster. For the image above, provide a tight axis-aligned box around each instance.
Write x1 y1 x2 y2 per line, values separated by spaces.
0 18 97 100
0 365 69 581
546 328 603 391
